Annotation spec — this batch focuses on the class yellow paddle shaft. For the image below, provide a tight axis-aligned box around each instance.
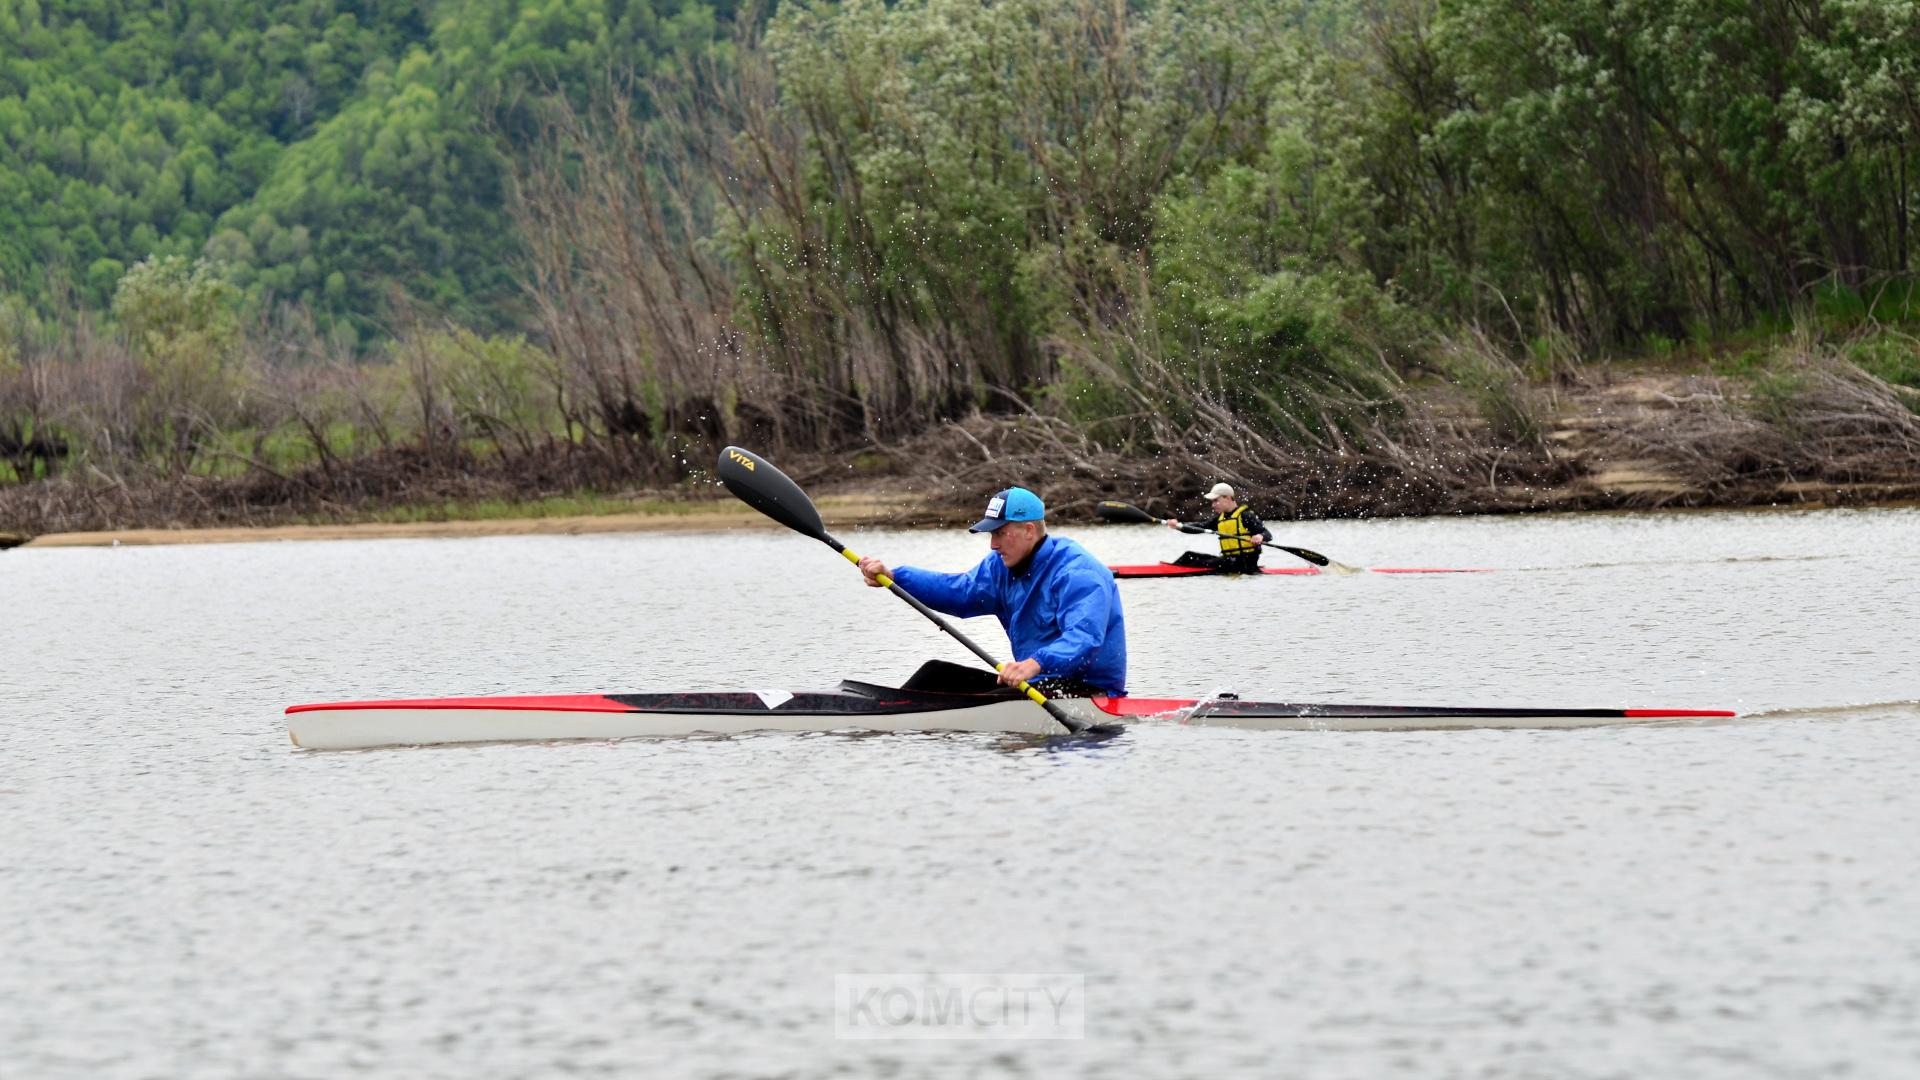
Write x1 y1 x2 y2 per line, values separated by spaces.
839 545 893 587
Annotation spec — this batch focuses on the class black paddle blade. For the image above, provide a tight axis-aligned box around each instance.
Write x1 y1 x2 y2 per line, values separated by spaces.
717 446 828 542
1275 545 1331 567
1095 501 1158 525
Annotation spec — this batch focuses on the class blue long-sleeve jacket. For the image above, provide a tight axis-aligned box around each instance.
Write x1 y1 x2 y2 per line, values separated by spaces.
892 535 1128 694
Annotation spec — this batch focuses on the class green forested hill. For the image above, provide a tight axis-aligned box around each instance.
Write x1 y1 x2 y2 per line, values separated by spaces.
0 0 725 332
3 0 1916 531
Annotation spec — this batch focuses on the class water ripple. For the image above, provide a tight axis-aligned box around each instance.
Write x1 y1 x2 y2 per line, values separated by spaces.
3 507 1918 1077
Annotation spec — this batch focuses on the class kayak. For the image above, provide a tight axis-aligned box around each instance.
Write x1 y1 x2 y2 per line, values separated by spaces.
1110 563 1490 578
285 678 1734 750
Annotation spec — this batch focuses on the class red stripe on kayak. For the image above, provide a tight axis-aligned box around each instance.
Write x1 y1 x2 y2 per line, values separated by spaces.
1091 696 1199 716
286 694 636 715
1623 708 1738 717
1109 563 1322 576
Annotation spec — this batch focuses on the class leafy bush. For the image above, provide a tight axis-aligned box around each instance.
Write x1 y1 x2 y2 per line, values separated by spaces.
111 255 244 470
398 328 563 457
1846 333 1920 391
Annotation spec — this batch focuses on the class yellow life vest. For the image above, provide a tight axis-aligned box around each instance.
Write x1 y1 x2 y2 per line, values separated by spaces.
1216 504 1258 555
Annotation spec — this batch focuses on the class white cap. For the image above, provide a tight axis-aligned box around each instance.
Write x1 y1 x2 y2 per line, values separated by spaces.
1203 482 1236 500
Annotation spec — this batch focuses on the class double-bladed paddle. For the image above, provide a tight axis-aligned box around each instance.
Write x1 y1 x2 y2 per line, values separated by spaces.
717 446 1118 735
1095 500 1361 575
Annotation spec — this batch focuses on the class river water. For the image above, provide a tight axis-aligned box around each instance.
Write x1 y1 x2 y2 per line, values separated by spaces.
3 507 1917 1078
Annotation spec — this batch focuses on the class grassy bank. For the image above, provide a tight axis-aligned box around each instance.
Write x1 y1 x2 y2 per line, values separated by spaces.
15 493 912 548
5 329 1918 545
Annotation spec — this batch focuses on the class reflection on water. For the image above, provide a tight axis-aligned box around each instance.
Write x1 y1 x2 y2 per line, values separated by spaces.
2 506 1918 1078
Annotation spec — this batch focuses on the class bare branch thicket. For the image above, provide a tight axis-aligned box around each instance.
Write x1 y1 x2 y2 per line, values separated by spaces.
1588 360 1920 506
43 320 142 480
506 61 773 481
864 258 1574 523
653 0 1265 446
0 321 69 484
259 315 364 475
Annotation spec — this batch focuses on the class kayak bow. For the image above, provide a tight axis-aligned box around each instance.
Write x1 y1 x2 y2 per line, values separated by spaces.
285 680 1734 750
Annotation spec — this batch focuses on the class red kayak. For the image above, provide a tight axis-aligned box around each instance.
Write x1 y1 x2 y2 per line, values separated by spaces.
1109 563 1491 578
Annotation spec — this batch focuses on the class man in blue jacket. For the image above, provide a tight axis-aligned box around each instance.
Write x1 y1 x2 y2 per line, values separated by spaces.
856 487 1128 697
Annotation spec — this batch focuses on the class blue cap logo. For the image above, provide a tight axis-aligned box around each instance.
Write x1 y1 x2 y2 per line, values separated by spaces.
969 487 1045 532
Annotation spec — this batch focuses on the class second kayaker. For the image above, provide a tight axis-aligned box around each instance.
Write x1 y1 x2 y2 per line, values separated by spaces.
855 487 1128 697
1163 482 1273 574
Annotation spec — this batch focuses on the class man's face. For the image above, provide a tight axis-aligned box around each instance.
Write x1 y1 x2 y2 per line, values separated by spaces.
1209 494 1235 514
988 520 1042 567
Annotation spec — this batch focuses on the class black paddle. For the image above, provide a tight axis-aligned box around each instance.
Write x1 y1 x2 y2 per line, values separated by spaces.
717 446 1118 735
1095 500 1360 574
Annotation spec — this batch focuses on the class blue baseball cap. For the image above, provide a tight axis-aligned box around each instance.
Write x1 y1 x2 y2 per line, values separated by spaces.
969 487 1045 532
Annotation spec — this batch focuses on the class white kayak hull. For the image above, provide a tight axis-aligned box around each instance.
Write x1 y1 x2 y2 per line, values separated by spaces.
289 697 1062 750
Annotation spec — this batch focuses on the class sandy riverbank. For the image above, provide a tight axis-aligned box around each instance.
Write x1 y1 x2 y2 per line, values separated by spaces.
10 495 911 548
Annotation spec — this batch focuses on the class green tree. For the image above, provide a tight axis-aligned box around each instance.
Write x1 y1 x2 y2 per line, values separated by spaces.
111 254 243 470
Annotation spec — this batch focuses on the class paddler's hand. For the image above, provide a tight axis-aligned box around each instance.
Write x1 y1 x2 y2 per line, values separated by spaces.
998 658 1043 687
856 555 891 587
1163 518 1180 530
